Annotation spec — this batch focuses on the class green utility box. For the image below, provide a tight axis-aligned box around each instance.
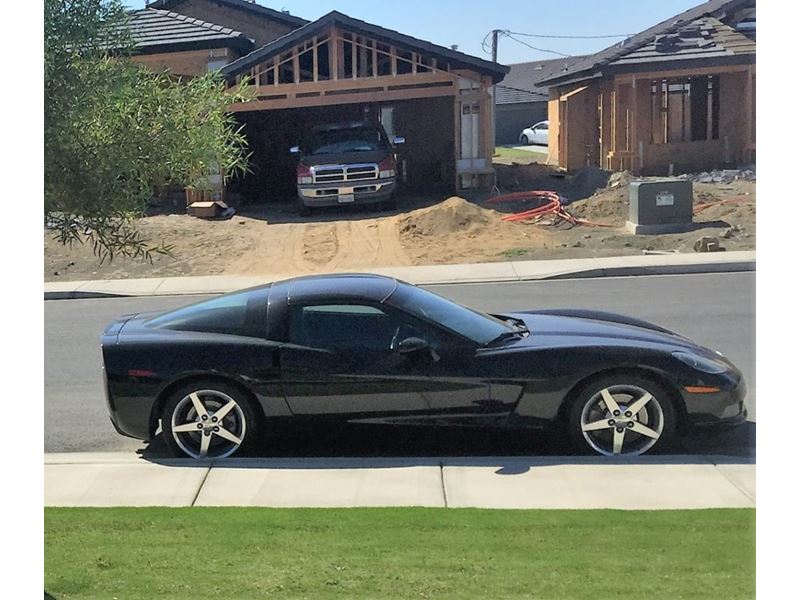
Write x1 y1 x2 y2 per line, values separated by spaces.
626 179 693 234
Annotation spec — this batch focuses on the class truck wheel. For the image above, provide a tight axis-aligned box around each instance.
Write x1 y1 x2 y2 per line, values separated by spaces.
297 201 311 217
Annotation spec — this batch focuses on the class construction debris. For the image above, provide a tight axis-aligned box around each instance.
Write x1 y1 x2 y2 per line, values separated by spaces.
680 168 756 184
693 236 724 252
187 200 230 219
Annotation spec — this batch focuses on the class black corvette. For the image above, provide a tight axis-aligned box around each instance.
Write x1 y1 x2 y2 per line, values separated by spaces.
101 273 746 459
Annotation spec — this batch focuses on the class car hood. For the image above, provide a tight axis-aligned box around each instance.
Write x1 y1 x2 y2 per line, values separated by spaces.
301 150 388 167
497 310 704 352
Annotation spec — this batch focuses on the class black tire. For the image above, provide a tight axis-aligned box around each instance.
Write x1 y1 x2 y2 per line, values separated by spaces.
520 135 529 145
297 199 311 216
162 379 260 459
381 196 398 212
567 374 677 456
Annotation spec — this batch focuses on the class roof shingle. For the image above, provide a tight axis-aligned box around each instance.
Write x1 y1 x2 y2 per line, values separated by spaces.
537 0 754 86
127 8 253 52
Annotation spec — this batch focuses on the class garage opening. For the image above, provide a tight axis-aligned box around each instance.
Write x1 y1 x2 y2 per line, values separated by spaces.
229 96 455 204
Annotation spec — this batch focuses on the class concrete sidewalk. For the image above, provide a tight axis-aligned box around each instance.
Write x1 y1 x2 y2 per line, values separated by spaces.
44 251 755 299
44 453 755 509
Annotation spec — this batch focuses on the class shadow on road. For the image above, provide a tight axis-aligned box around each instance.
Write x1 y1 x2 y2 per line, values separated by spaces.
137 422 755 468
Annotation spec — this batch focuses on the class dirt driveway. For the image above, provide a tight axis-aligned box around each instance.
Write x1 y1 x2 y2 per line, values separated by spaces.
45 167 756 282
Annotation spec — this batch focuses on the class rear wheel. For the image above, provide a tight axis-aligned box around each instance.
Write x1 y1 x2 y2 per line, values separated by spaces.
162 380 259 459
520 134 529 145
568 375 676 456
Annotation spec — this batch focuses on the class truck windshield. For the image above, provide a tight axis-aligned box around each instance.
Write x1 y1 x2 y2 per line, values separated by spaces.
308 127 385 155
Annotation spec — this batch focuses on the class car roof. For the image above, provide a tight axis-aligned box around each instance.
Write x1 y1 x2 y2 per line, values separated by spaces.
281 273 399 305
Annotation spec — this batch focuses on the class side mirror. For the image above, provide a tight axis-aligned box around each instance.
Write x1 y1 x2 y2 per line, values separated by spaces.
289 146 301 154
392 136 406 146
397 337 429 355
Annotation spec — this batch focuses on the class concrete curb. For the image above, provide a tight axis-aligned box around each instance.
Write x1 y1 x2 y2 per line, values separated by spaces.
43 452 755 509
44 251 755 300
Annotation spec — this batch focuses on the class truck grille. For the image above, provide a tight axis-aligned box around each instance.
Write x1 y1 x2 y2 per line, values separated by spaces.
312 164 379 184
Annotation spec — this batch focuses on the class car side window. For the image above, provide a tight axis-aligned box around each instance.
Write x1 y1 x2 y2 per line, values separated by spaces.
289 304 397 352
288 304 443 352
147 290 253 336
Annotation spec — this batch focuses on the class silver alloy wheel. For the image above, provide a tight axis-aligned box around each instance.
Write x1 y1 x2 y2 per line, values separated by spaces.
579 384 664 456
170 389 247 459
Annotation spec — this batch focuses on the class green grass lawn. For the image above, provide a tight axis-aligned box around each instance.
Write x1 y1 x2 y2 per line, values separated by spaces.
45 507 754 599
494 146 547 161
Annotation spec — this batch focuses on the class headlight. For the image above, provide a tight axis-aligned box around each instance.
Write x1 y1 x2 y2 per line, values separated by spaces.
672 351 730 374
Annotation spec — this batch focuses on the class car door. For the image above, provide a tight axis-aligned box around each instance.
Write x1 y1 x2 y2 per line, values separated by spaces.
278 302 433 418
534 122 549 145
383 311 500 422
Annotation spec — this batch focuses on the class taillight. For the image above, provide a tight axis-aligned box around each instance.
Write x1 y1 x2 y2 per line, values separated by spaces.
378 155 395 179
297 163 313 185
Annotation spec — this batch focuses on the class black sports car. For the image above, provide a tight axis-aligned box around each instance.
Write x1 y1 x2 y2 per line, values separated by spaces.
101 274 746 459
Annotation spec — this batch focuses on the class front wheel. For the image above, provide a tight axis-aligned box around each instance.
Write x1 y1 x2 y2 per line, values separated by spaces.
162 381 259 459
568 375 676 456
520 135 529 145
297 202 311 217
381 196 398 212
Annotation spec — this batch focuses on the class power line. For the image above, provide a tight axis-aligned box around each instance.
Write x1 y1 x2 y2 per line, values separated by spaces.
506 31 633 40
502 33 571 57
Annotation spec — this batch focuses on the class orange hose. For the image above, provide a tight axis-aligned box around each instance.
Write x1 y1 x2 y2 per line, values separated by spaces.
486 190 615 227
693 197 752 215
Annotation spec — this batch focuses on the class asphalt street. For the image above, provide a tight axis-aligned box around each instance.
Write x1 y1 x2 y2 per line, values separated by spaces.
44 272 755 455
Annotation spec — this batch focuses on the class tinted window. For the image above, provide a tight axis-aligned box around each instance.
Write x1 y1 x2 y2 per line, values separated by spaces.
147 290 253 336
388 284 511 345
289 304 396 351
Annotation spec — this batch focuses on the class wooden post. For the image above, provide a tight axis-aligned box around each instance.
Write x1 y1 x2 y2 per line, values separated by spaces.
292 49 300 84
359 37 368 78
453 95 461 190
745 66 754 162
312 36 318 83
331 27 340 81
351 36 357 79
390 46 397 76
631 76 638 162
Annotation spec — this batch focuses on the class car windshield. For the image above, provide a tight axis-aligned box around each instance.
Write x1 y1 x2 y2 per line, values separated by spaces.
388 283 514 345
307 127 385 156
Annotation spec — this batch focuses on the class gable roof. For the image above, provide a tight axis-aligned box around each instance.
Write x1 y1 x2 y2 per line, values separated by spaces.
127 8 254 54
606 15 755 69
220 10 509 83
147 0 308 29
537 0 754 87
496 56 586 104
496 86 547 105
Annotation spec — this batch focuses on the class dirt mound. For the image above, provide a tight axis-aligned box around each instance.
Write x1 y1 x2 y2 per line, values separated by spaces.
567 186 629 226
397 196 501 238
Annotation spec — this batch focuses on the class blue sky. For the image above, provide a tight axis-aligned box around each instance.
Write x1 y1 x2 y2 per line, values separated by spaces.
125 1 701 64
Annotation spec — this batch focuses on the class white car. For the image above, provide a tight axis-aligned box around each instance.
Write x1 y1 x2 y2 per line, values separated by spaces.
519 121 549 146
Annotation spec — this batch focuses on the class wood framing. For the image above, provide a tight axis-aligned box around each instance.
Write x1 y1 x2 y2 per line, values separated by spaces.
549 63 756 174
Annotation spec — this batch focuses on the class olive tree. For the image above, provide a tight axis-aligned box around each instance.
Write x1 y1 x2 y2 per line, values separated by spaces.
45 0 251 262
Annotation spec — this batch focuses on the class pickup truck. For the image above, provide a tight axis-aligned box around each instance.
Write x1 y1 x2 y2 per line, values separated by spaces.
291 122 404 215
